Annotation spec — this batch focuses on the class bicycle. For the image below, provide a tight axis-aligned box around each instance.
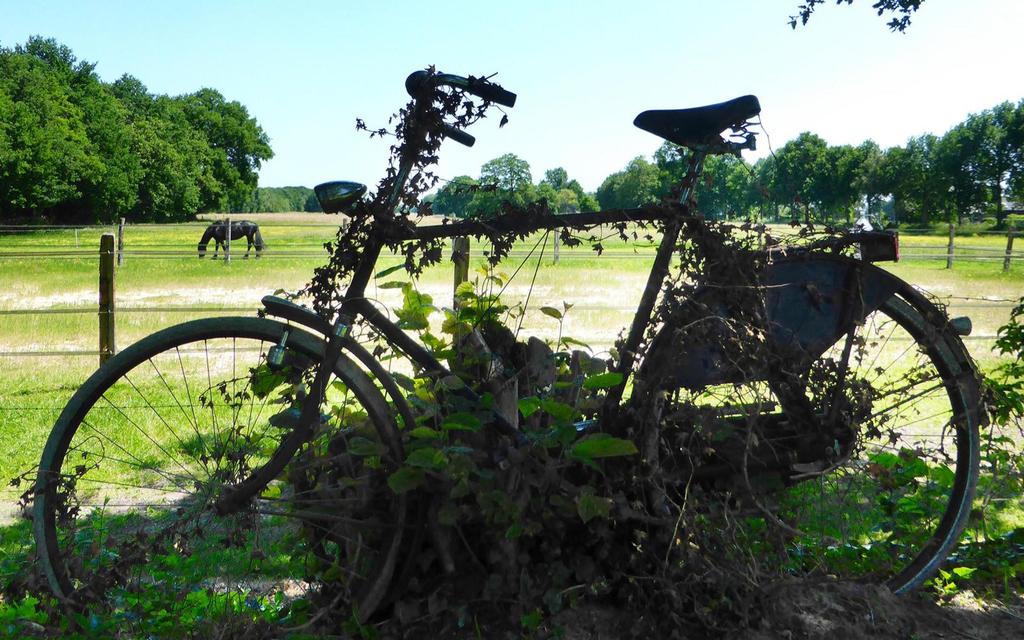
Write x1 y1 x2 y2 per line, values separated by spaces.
32 68 985 622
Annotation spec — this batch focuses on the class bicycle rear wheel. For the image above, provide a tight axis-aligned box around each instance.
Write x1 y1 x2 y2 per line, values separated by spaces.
647 278 982 593
34 317 405 619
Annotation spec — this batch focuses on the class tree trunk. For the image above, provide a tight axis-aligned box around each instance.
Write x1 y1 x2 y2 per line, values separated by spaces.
994 182 1005 227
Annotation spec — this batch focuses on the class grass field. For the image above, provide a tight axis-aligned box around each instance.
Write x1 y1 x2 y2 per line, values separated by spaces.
1 214 1021 518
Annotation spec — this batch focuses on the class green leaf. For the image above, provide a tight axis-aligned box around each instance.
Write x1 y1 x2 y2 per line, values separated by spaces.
455 281 477 297
409 427 443 440
539 306 563 320
405 447 446 469
951 566 977 579
868 451 900 468
442 412 482 432
929 464 956 487
378 280 407 289
582 372 624 390
559 336 590 349
375 263 406 278
571 435 638 460
250 366 286 398
520 610 543 631
577 493 612 523
518 396 541 419
540 398 576 423
388 467 424 494
347 437 386 457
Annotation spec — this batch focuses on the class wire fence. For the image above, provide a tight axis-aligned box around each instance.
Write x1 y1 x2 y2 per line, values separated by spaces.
0 224 1018 483
1 222 1019 362
2 221 1020 260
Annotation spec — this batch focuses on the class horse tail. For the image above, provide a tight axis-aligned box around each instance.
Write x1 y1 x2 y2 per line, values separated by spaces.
253 225 265 255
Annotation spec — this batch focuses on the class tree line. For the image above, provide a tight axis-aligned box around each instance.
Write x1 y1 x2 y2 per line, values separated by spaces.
432 100 1024 228
234 186 322 214
428 155 601 218
4 37 1021 227
0 37 273 223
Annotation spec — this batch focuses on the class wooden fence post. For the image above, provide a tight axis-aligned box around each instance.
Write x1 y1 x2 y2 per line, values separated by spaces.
945 222 955 269
452 236 470 309
99 233 116 365
117 218 125 266
224 216 231 264
552 231 560 264
1005 225 1017 272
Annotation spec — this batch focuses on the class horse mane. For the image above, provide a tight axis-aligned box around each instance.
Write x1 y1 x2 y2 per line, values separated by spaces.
197 224 218 249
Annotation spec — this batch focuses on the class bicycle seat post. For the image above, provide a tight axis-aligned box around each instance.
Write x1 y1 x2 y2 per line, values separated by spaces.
677 150 707 205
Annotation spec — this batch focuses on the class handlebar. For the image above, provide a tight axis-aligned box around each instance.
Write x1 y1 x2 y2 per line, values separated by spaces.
405 70 517 108
404 69 516 147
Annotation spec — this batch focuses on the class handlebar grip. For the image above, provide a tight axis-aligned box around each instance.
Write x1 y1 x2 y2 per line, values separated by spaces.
466 77 517 107
405 70 517 108
440 124 475 147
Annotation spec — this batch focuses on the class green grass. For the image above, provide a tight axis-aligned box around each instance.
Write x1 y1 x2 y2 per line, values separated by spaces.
1 215 1020 508
1 218 1020 633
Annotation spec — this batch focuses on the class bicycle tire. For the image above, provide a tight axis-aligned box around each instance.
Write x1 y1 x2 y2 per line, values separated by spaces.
33 317 406 619
643 271 982 593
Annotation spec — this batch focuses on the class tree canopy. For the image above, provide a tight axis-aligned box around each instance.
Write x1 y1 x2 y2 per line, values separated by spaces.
791 0 926 32
430 157 597 219
0 37 273 223
591 98 1024 227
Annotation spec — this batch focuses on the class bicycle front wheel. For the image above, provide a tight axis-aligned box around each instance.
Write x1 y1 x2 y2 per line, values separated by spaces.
34 317 405 619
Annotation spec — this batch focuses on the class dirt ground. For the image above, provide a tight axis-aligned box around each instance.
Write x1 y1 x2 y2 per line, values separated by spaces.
539 582 1024 640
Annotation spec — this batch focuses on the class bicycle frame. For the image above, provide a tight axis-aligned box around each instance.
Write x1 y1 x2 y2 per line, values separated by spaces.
323 149 710 428
220 75 901 510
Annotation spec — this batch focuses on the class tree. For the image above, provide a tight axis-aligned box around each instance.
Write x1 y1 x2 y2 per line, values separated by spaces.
431 175 479 218
177 88 273 211
752 157 781 222
693 154 755 220
71 63 142 221
0 42 96 219
935 123 987 224
853 140 886 220
541 167 568 190
816 144 863 223
465 154 535 218
970 103 1022 226
1007 101 1024 206
0 37 275 223
790 0 926 32
480 153 532 192
596 156 662 209
770 132 829 222
540 167 598 212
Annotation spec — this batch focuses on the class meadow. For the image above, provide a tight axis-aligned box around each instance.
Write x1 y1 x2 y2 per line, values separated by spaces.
0 214 1021 516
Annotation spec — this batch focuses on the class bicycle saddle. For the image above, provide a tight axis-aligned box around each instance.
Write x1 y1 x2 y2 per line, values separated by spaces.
315 181 367 214
633 95 760 148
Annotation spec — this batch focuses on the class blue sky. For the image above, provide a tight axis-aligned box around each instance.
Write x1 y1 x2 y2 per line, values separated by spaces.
1 0 1021 192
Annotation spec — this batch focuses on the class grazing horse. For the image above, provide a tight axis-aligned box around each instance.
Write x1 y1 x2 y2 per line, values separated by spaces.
197 220 265 258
